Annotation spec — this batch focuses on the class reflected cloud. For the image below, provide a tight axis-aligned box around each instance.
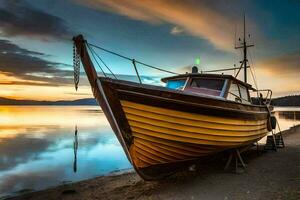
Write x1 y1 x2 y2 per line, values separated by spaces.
0 168 66 195
0 134 50 171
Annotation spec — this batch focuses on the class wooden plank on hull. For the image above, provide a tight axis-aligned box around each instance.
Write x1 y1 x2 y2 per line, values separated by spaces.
133 133 216 153
125 112 267 131
126 115 267 136
130 123 267 143
135 138 192 159
121 100 266 125
134 142 176 162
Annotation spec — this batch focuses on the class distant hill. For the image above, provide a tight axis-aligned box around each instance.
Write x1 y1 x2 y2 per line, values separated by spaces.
271 95 300 107
0 95 299 106
0 97 97 105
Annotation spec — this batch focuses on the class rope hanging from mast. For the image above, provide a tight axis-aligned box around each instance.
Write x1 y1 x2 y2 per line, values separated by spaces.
73 43 80 91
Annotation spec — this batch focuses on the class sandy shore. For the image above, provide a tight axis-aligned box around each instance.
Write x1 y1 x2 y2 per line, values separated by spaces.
7 126 300 200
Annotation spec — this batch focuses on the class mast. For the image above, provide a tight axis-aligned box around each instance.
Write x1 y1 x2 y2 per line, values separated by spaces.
235 14 254 83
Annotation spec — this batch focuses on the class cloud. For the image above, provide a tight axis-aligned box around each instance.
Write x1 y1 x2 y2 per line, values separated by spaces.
0 39 73 86
257 52 300 75
170 26 184 35
0 80 60 87
0 133 51 171
0 39 164 99
75 0 239 51
177 65 193 73
252 52 300 96
114 74 163 85
0 168 65 194
0 0 71 40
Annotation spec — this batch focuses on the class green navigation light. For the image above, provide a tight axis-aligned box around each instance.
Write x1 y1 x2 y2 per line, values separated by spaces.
195 57 201 65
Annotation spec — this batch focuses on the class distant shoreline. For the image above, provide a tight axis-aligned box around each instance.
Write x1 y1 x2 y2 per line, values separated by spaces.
0 97 97 106
0 104 99 106
1 95 300 106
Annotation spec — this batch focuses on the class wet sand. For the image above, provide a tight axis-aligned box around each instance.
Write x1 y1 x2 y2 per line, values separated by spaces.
7 126 300 200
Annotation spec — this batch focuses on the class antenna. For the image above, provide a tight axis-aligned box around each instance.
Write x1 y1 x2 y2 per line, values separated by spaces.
235 14 254 83
234 24 237 48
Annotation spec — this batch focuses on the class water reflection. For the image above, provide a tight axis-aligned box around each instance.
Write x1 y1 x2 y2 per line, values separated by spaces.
277 111 300 120
0 106 131 198
0 106 299 198
274 107 300 131
73 126 78 173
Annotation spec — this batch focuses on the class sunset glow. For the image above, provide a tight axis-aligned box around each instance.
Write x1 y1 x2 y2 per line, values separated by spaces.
0 1 300 198
0 0 300 100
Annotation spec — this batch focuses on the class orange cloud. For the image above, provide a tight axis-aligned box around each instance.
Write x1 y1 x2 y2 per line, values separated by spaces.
256 52 300 75
0 72 91 100
76 0 238 51
253 52 300 96
0 83 92 101
0 73 60 86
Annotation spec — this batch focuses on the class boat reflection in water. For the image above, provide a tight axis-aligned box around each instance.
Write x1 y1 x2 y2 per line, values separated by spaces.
0 106 131 198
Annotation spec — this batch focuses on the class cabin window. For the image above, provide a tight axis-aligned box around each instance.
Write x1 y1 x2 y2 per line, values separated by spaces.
227 83 241 102
227 82 250 104
186 78 225 96
239 85 250 103
166 79 187 90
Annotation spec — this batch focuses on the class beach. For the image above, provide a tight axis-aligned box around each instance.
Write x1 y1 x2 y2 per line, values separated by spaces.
7 125 300 200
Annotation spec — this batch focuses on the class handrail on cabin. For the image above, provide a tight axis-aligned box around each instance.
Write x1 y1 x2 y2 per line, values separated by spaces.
250 89 272 106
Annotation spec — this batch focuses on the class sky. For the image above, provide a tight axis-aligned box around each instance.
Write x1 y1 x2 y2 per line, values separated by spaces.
0 0 300 100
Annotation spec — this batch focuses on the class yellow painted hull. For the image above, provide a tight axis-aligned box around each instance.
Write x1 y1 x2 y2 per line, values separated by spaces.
88 77 270 179
121 100 268 168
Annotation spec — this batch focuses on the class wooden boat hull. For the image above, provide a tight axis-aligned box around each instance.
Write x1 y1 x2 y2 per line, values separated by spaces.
93 77 269 180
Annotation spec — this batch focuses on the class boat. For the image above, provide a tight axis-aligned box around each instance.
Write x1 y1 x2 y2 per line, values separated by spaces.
72 19 273 180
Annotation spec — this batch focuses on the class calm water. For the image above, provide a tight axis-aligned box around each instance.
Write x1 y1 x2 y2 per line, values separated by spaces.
0 106 299 197
0 106 131 198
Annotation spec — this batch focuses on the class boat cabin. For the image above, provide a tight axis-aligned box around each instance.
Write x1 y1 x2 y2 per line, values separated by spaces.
162 73 254 104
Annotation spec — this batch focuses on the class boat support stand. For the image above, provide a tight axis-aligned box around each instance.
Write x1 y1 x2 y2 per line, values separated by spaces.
224 148 247 173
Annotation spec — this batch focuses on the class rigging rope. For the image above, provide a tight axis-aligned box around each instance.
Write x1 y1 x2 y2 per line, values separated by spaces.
248 49 260 99
248 49 259 89
234 60 244 79
204 66 245 73
87 43 179 75
86 44 107 77
88 43 118 79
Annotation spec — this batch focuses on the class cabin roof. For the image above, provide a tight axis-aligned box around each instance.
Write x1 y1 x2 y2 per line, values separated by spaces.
161 73 255 90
